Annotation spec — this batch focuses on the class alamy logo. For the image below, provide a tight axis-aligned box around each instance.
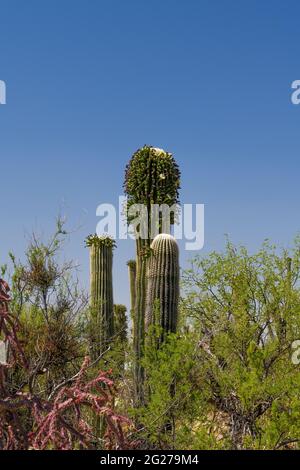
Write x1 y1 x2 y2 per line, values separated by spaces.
0 80 6 104
291 80 300 105
291 340 300 365
95 197 205 251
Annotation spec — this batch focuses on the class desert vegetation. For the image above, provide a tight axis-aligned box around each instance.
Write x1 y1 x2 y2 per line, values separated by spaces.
1 146 300 450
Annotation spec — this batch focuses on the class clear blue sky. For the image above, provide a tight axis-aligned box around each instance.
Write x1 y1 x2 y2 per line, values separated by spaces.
1 0 300 309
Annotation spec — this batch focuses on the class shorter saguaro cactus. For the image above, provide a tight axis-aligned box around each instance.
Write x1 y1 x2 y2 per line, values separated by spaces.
145 234 180 340
85 234 116 358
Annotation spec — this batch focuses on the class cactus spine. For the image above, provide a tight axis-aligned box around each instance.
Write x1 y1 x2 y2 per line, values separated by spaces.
86 234 115 358
145 234 180 340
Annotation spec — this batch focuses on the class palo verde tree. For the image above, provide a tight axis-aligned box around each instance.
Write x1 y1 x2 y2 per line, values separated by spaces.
124 145 180 405
135 239 300 450
6 220 86 395
181 238 300 450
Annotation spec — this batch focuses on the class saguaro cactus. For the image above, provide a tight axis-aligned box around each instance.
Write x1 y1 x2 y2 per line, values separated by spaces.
86 234 115 358
145 234 180 340
124 146 181 405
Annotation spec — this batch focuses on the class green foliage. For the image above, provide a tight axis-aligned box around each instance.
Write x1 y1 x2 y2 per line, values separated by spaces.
5 221 86 400
180 238 300 449
128 238 300 450
135 325 206 449
4 212 300 450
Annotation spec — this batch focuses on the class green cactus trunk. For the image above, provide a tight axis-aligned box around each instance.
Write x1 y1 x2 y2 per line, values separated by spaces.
134 238 150 406
89 241 114 358
127 260 136 337
145 234 180 341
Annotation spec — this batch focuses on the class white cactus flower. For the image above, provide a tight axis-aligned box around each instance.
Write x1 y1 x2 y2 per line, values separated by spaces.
153 233 176 241
151 147 166 155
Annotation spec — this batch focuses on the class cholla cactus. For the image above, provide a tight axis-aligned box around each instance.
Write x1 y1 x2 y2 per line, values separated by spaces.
145 234 180 340
86 234 116 357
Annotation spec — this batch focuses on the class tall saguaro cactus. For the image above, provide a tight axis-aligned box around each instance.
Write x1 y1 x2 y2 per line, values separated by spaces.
145 234 180 342
86 234 115 358
124 145 181 405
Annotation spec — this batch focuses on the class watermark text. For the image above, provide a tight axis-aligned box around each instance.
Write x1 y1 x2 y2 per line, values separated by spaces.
0 80 6 104
95 197 205 251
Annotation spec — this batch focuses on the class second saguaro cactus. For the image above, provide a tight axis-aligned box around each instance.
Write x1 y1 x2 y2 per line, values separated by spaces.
86 234 115 358
145 234 180 340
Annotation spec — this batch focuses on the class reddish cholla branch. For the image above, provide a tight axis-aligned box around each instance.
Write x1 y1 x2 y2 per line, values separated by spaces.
30 357 132 450
0 279 133 450
0 279 27 367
